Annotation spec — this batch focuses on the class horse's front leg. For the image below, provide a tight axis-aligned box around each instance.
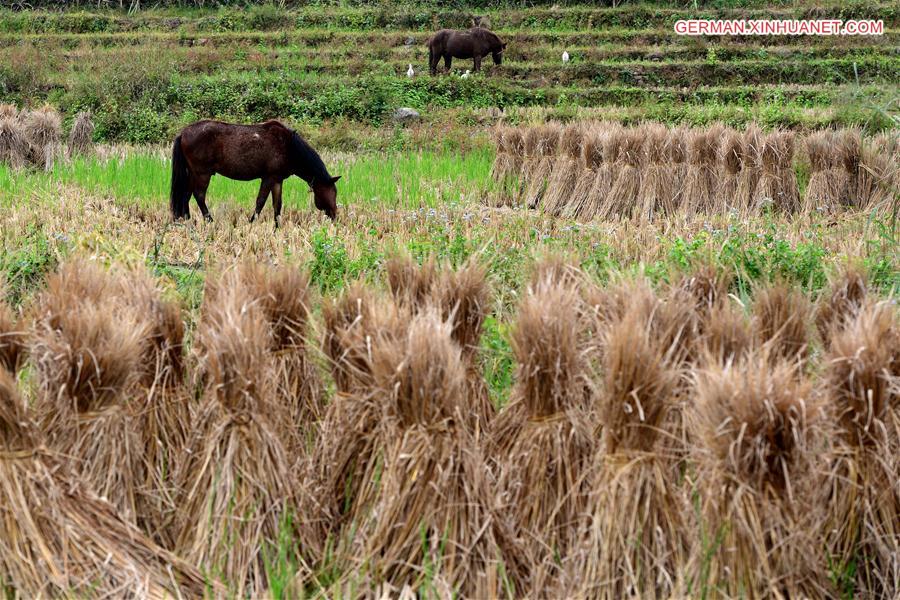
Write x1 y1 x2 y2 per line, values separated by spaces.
429 50 440 76
473 55 482 72
271 181 283 229
249 178 273 223
443 55 452 74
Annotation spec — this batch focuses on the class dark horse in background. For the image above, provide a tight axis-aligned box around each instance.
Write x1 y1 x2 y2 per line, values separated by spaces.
170 119 340 227
427 27 507 75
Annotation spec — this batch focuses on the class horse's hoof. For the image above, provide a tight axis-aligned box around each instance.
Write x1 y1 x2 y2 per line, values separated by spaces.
203 215 213 223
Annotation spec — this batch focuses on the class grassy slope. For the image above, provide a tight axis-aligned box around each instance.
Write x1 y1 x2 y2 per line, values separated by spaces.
1 2 896 147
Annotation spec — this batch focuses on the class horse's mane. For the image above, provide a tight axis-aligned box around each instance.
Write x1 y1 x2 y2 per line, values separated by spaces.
290 131 331 184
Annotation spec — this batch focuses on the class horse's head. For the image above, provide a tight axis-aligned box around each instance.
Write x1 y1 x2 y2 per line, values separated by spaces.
492 42 507 65
312 176 340 221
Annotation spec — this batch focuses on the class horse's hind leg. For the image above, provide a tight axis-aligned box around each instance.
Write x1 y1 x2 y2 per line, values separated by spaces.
473 55 482 72
271 180 283 229
443 55 452 73
250 178 273 223
192 172 213 222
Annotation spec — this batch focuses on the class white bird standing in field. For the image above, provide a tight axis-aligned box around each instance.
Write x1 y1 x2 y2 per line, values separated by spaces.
562 50 570 63
461 69 471 79
406 64 414 78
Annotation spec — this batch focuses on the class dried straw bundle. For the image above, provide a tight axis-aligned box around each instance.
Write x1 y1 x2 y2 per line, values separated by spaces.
815 263 868 349
682 127 720 215
718 128 748 212
354 310 524 595
23 105 62 171
522 155 552 209
31 260 150 527
494 277 595 591
603 127 644 219
429 261 495 437
579 294 686 599
178 269 320 596
321 282 383 394
522 124 563 209
751 282 813 368
669 264 735 361
0 103 17 118
564 128 603 219
541 155 579 216
0 369 210 598
802 131 846 213
825 300 898 447
67 111 95 157
233 262 325 440
857 133 898 211
490 127 516 192
117 266 190 547
838 128 861 207
700 298 752 366
823 301 899 598
558 123 583 161
637 123 671 221
386 254 436 312
0 115 28 169
753 131 799 212
315 285 409 537
740 123 764 205
665 127 689 213
0 281 24 373
0 116 29 169
689 355 833 598
580 128 621 220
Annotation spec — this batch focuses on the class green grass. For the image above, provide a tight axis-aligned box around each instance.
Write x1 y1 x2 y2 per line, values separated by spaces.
0 149 495 212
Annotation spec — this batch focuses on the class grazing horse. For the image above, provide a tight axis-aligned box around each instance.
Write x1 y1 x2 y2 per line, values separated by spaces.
427 27 507 75
170 119 340 226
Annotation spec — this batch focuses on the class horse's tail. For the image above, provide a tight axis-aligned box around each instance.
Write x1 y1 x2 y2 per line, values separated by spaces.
169 134 190 220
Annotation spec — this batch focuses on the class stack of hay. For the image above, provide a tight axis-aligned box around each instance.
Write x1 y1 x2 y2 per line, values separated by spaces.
0 104 94 170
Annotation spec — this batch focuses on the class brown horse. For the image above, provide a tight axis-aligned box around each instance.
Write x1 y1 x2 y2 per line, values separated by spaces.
170 119 340 226
427 27 507 75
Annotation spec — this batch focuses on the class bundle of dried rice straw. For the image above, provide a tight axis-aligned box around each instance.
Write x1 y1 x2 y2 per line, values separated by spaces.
494 267 595 593
688 354 834 598
577 283 686 598
351 309 525 595
176 268 322 595
0 367 210 598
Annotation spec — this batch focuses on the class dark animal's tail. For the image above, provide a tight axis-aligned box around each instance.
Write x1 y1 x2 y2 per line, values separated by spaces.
170 134 191 220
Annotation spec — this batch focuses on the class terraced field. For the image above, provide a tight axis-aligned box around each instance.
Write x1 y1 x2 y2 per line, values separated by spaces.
2 2 897 148
0 2 898 597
